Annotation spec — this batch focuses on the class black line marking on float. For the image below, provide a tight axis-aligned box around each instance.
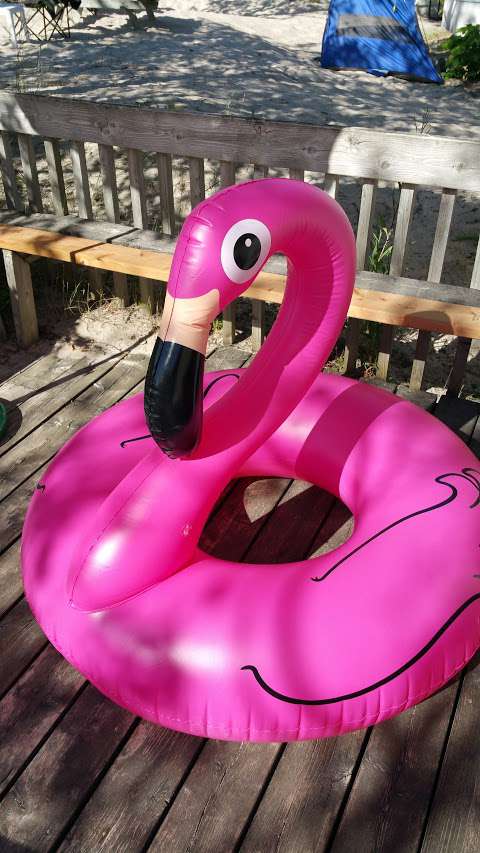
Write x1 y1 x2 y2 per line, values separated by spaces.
120 434 152 448
119 374 240 448
36 483 45 492
311 469 480 584
203 373 240 399
241 593 480 706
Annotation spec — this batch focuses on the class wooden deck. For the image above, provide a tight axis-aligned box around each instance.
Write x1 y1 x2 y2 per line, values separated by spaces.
1 338 480 853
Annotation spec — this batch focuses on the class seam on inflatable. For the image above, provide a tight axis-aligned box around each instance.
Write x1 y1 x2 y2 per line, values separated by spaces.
46 637 475 736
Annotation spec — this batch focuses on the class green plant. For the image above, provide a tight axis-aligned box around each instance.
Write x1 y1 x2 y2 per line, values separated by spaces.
359 224 394 367
368 224 393 275
443 25 480 83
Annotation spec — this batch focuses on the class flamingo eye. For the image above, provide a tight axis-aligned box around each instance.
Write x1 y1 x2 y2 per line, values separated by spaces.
221 219 271 284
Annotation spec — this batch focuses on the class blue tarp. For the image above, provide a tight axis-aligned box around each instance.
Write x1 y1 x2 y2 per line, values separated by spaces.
320 0 442 83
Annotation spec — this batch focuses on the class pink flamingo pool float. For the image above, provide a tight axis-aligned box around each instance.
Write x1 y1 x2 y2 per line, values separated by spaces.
22 179 480 741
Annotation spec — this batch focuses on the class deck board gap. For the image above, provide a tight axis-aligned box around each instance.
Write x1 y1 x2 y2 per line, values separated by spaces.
0 639 49 705
324 727 373 852
234 743 287 852
0 680 89 803
50 717 141 852
141 739 208 852
415 674 466 853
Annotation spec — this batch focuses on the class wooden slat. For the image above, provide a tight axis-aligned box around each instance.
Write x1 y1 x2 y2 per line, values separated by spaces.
1 94 479 191
219 161 236 346
446 336 471 397
157 152 175 236
127 147 155 312
17 134 43 214
98 143 128 305
344 179 377 374
324 173 338 198
220 160 236 187
411 188 456 390
70 141 93 220
251 299 264 352
188 156 205 209
471 234 480 291
3 225 480 339
377 184 415 380
0 131 21 210
289 167 304 181
98 143 120 223
253 163 268 180
3 249 38 347
44 138 68 217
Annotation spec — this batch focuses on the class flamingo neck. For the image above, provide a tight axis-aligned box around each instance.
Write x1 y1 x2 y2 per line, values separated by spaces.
195 195 356 467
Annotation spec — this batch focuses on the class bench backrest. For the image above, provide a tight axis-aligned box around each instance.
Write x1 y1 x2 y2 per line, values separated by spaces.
0 91 479 393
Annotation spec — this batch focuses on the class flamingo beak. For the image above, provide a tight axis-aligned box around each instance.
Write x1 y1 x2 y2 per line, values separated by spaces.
144 289 220 459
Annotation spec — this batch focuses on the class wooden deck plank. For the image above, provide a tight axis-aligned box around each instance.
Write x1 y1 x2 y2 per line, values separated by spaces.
1 342 479 852
0 350 149 515
58 726 203 853
241 733 366 853
0 598 47 699
329 686 461 853
0 646 85 798
149 741 280 853
0 540 22 620
420 660 480 853
0 686 135 852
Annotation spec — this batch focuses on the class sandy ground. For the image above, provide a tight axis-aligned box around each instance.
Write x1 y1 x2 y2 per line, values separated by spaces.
0 1 479 397
1 0 478 137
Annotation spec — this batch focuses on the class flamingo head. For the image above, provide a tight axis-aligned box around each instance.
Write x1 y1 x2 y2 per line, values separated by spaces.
144 177 354 459
144 178 285 459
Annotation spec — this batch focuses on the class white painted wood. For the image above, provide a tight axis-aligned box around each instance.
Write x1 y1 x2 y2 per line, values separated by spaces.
0 131 21 210
3 249 38 346
17 134 43 214
44 138 68 217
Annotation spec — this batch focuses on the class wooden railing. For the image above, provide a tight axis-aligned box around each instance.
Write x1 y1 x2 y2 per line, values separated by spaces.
0 91 479 394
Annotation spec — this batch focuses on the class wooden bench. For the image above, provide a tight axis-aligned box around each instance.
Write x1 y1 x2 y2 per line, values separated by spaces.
0 91 479 395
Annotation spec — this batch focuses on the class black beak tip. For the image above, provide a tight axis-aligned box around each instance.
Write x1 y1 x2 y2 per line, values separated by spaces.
144 338 205 459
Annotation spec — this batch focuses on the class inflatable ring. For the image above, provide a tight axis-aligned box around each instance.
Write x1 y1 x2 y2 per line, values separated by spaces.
22 179 480 742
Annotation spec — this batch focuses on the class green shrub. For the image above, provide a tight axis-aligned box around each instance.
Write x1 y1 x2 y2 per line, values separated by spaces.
443 25 480 83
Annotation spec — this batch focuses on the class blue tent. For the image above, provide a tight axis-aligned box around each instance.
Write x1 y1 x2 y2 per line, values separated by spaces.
320 0 442 83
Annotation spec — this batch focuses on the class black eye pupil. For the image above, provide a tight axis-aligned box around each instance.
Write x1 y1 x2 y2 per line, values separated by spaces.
233 233 261 271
